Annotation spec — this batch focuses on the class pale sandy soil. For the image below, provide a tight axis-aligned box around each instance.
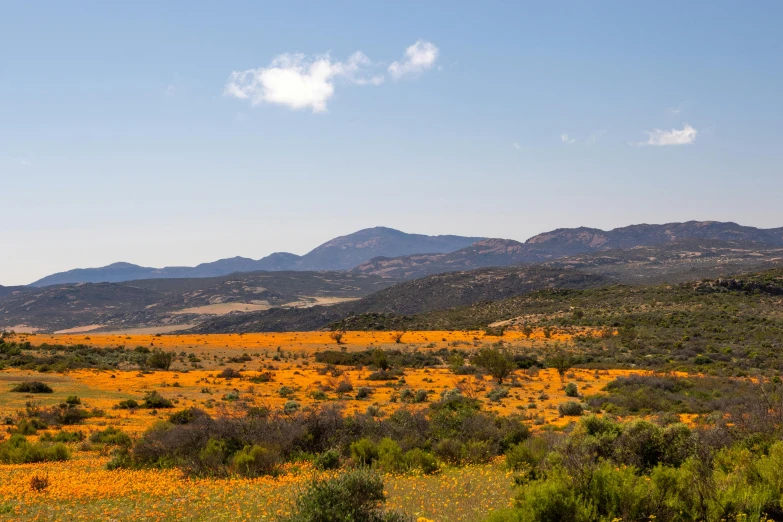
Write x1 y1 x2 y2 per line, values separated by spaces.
170 303 272 315
54 324 104 334
0 324 39 334
95 324 196 335
281 296 360 308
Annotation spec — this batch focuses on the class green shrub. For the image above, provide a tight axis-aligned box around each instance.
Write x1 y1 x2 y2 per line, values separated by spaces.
278 386 295 398
281 468 411 522
505 438 550 472
357 387 373 399
89 427 132 447
564 383 579 397
142 391 173 409
487 387 510 402
116 399 139 410
350 438 379 466
314 449 341 471
404 448 439 475
0 435 71 464
231 444 280 477
10 381 53 393
284 401 300 414
558 401 584 417
378 438 406 473
65 395 81 405
168 407 207 425
513 470 596 522
146 348 174 370
40 430 85 443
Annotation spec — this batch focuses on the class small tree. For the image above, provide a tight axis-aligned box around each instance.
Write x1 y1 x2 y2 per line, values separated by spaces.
472 347 514 384
329 331 345 345
392 331 406 344
372 349 390 371
547 348 572 381
146 348 174 370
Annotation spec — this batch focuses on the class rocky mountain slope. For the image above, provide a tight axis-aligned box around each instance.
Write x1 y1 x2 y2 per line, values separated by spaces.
0 271 395 333
352 221 783 279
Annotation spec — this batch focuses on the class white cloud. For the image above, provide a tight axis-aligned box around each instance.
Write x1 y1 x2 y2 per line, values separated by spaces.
512 142 520 150
388 40 439 80
224 51 383 113
225 40 438 112
560 133 576 144
165 84 176 96
17 158 32 167
641 124 698 146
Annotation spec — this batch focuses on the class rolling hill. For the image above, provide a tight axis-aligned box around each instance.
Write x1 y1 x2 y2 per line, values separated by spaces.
0 271 396 333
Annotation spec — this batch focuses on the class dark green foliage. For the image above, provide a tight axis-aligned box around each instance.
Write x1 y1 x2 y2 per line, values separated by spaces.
145 348 174 370
10 381 53 393
313 449 341 471
89 427 132 446
0 339 150 372
558 401 584 416
168 407 207 425
487 387 510 402
0 435 70 464
315 349 443 369
116 399 139 410
230 444 281 477
280 468 411 522
472 347 515 384
40 430 85 443
141 391 173 409
564 383 579 397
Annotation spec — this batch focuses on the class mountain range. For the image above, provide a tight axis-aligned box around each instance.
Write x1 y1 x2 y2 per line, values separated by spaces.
4 220 783 334
30 227 484 286
28 221 783 287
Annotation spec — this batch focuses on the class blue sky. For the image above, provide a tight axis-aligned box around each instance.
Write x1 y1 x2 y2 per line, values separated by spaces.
2 1 782 285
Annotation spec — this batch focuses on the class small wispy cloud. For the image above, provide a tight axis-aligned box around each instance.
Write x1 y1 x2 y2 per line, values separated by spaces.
225 40 437 112
587 130 605 144
560 133 576 145
17 158 32 167
666 101 693 116
640 124 698 146
165 84 177 97
512 142 520 150
388 40 439 80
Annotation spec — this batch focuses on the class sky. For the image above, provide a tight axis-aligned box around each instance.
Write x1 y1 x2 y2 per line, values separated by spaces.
2 1 782 285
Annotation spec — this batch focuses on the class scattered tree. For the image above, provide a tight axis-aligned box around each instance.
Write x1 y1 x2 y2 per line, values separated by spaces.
472 347 515 384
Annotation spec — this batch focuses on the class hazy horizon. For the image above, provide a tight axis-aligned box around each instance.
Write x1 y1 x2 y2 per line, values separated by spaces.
3 2 782 285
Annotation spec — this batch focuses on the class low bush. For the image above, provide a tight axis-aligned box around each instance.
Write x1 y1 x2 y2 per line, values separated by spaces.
142 391 173 409
10 381 53 393
89 427 132 446
0 435 70 464
280 469 411 522
558 401 584 417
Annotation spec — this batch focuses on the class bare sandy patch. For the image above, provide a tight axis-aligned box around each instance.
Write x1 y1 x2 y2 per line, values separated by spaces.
171 302 272 315
54 324 104 334
89 324 196 335
0 324 39 334
282 296 360 308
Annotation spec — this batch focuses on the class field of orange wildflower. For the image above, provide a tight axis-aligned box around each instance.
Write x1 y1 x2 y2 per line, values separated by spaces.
0 330 639 521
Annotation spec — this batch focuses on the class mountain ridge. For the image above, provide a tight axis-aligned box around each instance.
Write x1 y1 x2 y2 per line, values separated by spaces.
30 227 484 287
